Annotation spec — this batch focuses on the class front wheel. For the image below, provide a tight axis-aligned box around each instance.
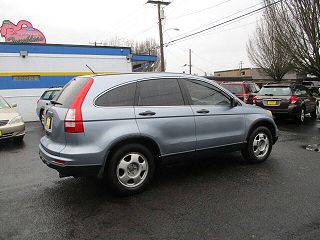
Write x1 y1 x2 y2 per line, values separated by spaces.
106 144 155 195
241 126 272 164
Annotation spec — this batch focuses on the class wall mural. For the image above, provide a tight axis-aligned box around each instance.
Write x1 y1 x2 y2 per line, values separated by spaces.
0 20 46 44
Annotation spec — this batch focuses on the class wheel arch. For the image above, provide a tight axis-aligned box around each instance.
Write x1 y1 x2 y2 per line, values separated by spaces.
98 135 162 178
246 120 277 145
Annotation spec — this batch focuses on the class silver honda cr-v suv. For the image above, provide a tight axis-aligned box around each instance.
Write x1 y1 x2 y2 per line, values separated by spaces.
39 73 278 195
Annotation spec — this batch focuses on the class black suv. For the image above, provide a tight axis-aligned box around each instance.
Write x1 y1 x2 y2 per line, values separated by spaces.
254 83 317 123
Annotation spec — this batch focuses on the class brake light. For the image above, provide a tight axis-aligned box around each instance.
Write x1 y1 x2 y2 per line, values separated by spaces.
253 96 257 104
52 160 66 165
64 78 94 133
289 95 298 104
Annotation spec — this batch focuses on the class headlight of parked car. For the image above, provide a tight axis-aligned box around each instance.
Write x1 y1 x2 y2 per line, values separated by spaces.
9 116 24 125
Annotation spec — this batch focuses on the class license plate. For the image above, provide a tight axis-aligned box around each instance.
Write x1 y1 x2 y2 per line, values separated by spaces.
0 130 2 137
45 116 52 129
267 101 277 106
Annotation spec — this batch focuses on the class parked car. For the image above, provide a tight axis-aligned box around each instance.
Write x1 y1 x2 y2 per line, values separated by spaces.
0 95 25 143
39 73 278 195
220 81 260 104
254 83 317 123
36 86 62 126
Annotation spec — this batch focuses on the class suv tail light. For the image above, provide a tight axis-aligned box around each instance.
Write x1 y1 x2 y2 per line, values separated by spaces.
289 95 298 104
64 78 94 133
253 96 257 104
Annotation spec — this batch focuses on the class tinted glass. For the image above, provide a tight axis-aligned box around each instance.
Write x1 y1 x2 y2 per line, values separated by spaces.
138 79 184 106
293 86 307 96
41 90 53 100
259 86 291 96
0 96 10 109
246 83 260 93
56 78 89 107
221 84 243 94
184 80 231 106
95 83 136 107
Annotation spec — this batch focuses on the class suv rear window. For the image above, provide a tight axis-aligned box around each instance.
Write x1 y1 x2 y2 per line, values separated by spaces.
221 84 243 94
259 86 292 96
55 78 89 107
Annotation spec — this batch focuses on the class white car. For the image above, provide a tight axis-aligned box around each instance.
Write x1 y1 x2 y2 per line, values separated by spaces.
36 87 62 126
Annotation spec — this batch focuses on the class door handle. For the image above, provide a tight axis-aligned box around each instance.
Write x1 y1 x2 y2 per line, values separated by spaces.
196 109 210 114
139 110 156 116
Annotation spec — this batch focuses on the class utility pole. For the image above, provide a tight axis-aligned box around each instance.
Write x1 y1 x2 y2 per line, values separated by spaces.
147 0 171 72
189 49 192 74
239 61 243 76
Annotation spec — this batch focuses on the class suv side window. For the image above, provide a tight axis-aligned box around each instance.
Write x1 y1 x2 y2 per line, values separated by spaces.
183 79 231 106
138 79 184 106
293 85 307 96
95 82 136 107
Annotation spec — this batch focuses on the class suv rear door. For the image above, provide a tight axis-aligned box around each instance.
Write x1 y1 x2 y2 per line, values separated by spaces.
134 78 196 157
181 79 245 150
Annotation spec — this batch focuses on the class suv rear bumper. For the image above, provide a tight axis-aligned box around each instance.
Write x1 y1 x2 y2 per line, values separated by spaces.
39 144 101 177
262 105 301 116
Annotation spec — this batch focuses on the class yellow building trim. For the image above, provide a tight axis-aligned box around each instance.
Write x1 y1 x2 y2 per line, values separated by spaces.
0 72 114 77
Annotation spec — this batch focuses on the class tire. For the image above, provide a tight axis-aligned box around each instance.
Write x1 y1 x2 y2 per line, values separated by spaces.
311 108 317 119
241 126 273 164
106 143 155 195
296 107 305 124
39 109 45 128
13 136 24 144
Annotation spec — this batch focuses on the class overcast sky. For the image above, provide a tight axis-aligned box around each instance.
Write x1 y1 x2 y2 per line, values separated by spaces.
0 0 263 75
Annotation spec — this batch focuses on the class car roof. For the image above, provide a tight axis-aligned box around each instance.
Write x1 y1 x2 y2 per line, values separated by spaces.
220 81 253 85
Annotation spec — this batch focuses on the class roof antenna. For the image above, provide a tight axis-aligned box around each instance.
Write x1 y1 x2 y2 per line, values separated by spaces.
86 64 96 74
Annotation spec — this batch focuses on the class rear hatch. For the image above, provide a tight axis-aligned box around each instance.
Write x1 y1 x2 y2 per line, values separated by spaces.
256 86 292 109
41 77 92 155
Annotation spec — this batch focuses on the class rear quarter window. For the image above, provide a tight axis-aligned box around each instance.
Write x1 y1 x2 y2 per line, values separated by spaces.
95 83 136 107
55 77 89 107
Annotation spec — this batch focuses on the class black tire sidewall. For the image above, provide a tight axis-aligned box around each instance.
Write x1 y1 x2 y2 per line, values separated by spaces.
106 143 155 195
243 126 273 164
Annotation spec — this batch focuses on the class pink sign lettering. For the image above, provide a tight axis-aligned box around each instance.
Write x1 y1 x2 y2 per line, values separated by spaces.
0 20 46 44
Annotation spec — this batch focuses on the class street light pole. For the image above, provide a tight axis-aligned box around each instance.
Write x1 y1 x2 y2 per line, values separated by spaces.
147 0 171 72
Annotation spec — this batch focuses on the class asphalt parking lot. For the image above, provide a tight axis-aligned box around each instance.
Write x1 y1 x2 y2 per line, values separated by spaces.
1 118 320 240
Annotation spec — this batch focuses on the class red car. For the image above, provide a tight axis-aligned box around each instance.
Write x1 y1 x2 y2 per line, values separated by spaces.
220 82 260 104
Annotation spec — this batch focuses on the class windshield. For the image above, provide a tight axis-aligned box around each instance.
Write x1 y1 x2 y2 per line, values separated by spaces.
221 84 243 94
259 86 292 96
0 96 10 109
41 90 61 100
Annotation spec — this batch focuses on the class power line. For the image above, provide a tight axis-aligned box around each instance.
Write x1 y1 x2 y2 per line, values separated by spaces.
165 0 280 46
166 2 263 42
167 0 233 20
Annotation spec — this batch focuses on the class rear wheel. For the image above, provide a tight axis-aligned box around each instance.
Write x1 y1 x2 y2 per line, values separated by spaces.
311 109 317 118
106 143 155 195
296 107 305 124
241 126 272 164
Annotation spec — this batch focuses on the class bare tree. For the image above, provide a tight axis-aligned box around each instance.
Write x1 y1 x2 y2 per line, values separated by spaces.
103 37 160 72
247 3 292 81
269 0 320 77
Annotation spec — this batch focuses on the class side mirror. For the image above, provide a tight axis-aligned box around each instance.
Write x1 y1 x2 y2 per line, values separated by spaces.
11 103 17 108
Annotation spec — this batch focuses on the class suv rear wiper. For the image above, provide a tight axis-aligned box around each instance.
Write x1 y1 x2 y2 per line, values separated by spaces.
50 100 63 105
